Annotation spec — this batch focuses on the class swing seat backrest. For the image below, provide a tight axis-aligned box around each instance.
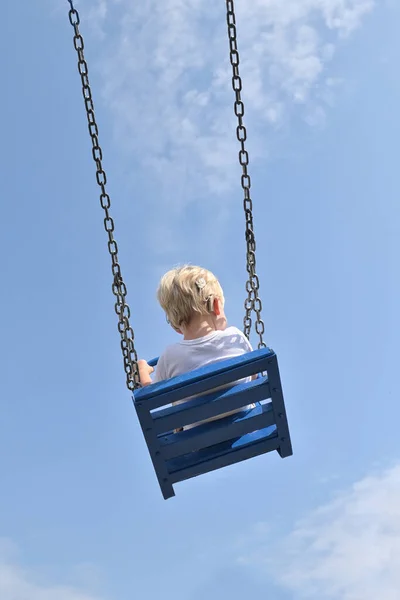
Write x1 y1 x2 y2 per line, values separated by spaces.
133 348 292 499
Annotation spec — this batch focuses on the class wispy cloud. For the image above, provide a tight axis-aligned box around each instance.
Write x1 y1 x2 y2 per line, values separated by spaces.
238 464 400 599
0 540 104 600
84 0 374 200
66 0 374 261
87 0 108 39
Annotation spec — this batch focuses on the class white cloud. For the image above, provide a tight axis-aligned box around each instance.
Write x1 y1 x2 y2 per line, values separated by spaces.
66 0 373 257
82 0 373 198
87 0 108 39
239 464 400 600
0 542 104 600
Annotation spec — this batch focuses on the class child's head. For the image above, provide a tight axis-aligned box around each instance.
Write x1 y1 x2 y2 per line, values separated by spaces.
157 265 225 332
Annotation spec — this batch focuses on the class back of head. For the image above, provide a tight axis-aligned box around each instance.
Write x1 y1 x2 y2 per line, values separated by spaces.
157 265 224 330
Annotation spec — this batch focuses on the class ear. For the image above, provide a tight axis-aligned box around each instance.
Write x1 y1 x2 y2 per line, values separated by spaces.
213 297 221 315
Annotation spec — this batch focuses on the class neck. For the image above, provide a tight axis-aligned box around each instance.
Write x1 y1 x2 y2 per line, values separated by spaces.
182 317 217 341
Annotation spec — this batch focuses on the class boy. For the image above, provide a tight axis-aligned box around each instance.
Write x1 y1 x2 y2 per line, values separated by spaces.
138 265 255 427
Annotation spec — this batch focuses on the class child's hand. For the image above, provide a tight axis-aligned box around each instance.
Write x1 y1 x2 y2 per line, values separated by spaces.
138 359 154 386
138 359 154 374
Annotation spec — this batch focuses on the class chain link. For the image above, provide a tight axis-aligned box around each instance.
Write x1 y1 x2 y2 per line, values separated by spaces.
67 1 140 390
225 0 266 349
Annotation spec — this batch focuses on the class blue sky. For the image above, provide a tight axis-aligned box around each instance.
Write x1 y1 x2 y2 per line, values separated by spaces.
1 0 399 598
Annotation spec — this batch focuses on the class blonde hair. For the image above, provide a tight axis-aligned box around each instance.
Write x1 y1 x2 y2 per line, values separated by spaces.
157 265 224 330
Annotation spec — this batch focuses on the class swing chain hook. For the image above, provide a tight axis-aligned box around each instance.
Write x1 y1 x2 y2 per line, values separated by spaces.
66 1 140 390
225 0 266 349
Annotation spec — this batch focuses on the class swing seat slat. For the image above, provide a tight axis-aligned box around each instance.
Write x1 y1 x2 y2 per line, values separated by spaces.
152 375 270 434
160 402 276 460
133 348 292 499
168 425 280 484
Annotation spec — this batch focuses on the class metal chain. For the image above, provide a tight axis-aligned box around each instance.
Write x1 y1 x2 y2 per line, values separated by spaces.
225 0 266 349
67 0 140 390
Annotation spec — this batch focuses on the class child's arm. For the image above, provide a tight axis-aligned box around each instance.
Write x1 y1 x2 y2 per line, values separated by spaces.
138 359 154 386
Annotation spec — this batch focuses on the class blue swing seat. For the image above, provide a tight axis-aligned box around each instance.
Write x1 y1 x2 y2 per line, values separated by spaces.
133 347 292 499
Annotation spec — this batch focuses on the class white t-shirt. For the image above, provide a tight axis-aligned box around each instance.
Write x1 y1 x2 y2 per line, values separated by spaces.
153 326 254 429
153 326 253 383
